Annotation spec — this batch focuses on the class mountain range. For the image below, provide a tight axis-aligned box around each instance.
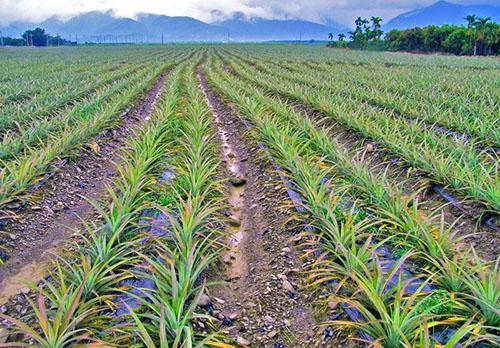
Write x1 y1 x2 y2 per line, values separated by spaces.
0 1 499 42
0 11 347 42
384 1 500 31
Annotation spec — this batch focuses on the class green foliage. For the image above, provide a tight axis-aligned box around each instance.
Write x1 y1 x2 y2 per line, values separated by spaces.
384 17 499 55
331 14 498 55
0 48 191 210
1 36 25 46
462 256 500 327
204 48 499 346
223 51 499 210
0 58 194 346
442 27 471 54
0 45 497 347
345 16 384 48
415 289 454 315
392 245 411 259
20 27 76 47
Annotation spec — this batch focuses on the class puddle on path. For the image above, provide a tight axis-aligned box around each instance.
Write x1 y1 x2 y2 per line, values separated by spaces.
225 183 246 280
200 83 248 281
218 125 247 281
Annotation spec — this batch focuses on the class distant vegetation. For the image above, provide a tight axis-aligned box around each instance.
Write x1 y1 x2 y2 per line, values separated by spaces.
328 15 499 55
0 27 76 46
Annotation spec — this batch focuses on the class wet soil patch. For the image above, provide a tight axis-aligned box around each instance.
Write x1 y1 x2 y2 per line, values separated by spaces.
0 70 170 306
198 69 349 347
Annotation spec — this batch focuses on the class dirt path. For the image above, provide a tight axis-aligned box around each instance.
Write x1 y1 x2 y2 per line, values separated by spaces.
0 71 169 307
197 69 333 347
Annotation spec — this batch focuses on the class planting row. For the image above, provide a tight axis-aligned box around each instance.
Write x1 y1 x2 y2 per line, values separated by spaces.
224 45 499 147
0 49 190 136
225 50 495 159
222 44 500 69
262 58 499 148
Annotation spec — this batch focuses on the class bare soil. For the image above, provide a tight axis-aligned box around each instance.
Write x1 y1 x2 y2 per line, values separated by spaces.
198 69 349 347
0 71 169 307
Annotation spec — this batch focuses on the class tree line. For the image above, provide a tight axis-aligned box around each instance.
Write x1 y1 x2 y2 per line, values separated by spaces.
0 28 76 47
328 15 499 55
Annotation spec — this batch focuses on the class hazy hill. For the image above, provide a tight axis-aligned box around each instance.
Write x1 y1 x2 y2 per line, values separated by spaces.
136 14 228 41
384 1 500 30
2 2 498 42
0 11 345 42
216 12 347 41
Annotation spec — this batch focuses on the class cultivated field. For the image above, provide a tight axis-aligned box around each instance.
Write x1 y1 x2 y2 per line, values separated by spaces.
0 45 498 347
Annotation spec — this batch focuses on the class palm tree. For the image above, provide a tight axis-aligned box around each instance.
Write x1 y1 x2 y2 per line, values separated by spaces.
465 14 477 54
484 22 499 55
465 14 477 28
475 16 491 55
370 16 383 40
328 32 334 41
354 17 364 28
338 33 346 47
464 14 491 55
465 16 492 55
353 17 369 42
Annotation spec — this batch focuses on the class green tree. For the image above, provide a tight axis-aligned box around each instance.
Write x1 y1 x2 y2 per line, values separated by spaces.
22 27 48 46
442 27 470 54
474 16 491 55
483 21 499 55
350 17 369 43
343 14 497 55
465 14 477 51
338 33 346 47
465 15 495 55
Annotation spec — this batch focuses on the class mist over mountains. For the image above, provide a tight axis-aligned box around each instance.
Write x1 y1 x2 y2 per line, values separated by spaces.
0 11 347 42
0 1 498 42
384 1 500 31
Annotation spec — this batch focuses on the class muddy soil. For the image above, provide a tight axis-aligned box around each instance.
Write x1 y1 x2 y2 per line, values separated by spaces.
198 70 349 347
0 71 169 307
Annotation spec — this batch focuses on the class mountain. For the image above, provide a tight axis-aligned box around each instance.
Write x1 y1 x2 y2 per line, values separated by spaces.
40 11 117 35
136 14 228 41
0 21 31 37
216 13 347 41
0 10 346 42
384 1 500 31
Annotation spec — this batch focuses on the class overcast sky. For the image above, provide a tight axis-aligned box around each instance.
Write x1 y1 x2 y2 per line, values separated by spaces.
0 0 496 26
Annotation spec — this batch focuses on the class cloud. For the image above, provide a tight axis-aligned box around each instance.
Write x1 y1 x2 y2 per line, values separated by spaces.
0 0 498 26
